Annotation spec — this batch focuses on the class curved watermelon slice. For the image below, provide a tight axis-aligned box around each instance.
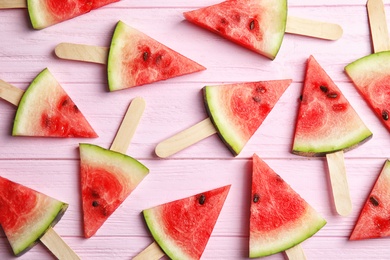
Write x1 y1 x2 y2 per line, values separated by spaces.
350 160 390 240
13 68 97 138
345 51 390 133
79 143 149 238
184 0 287 60
292 56 372 156
0 176 68 256
250 154 326 258
204 79 292 155
107 21 206 91
143 185 230 260
27 0 118 29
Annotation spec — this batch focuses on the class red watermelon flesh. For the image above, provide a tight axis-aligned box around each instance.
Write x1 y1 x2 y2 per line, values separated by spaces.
0 176 68 256
203 79 292 156
250 154 326 258
79 143 149 238
183 0 287 60
27 0 118 29
350 160 390 240
143 185 231 260
107 21 206 91
292 56 372 156
12 68 97 138
345 51 390 133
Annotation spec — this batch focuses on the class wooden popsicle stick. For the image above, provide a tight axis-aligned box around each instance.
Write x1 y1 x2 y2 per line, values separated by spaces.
285 245 307 260
0 0 26 8
286 16 343 40
367 0 390 53
39 227 80 260
155 117 217 158
110 97 146 154
133 241 165 260
326 151 352 216
0 79 24 106
55 43 109 64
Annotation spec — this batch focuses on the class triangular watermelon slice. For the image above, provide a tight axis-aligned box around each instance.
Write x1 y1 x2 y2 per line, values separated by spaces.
27 0 118 29
143 185 231 260
79 143 149 238
250 154 326 258
350 160 390 240
204 79 292 155
292 56 372 156
0 176 68 256
13 68 97 138
345 51 390 133
107 21 206 91
183 0 287 59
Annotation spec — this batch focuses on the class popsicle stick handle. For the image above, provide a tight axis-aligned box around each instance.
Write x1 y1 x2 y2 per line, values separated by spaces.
326 151 352 216
55 43 109 64
286 16 343 40
285 244 307 260
155 117 217 158
110 97 146 154
367 0 390 53
133 242 165 260
0 79 24 106
0 0 26 8
39 227 80 260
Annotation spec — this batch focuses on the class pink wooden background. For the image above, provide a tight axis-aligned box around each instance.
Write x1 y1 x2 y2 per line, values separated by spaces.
1 0 390 259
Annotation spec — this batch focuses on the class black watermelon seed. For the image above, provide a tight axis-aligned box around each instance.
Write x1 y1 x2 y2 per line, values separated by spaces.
252 96 261 103
199 194 206 205
61 99 69 107
382 110 389 121
143 51 149 61
327 92 338 99
320 85 329 93
92 201 99 207
370 196 379 207
249 20 255 30
253 193 260 203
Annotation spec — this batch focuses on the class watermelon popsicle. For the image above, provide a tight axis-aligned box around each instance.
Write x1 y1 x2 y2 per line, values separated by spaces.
0 176 79 259
133 185 231 260
183 0 344 60
292 56 372 216
54 20 206 91
155 79 292 158
79 97 149 238
0 0 118 29
345 0 390 134
0 68 97 138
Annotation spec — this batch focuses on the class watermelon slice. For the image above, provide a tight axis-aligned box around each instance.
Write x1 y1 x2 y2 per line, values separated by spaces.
350 160 390 240
13 68 97 138
107 21 206 91
345 51 390 133
204 79 292 155
143 185 231 260
27 0 118 29
292 56 372 156
0 176 68 256
183 0 287 59
79 143 149 238
250 154 326 258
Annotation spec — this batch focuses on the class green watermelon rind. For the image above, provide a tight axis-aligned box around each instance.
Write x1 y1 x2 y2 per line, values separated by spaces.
203 86 244 156
27 0 52 30
10 202 68 256
249 209 326 258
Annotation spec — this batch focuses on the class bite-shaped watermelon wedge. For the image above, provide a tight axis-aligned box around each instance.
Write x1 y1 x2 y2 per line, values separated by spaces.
350 160 390 240
0 176 68 256
13 68 97 138
345 51 390 133
27 0 118 29
143 185 231 260
204 79 292 155
107 21 206 91
292 56 372 156
79 143 149 238
250 154 326 258
184 0 287 60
